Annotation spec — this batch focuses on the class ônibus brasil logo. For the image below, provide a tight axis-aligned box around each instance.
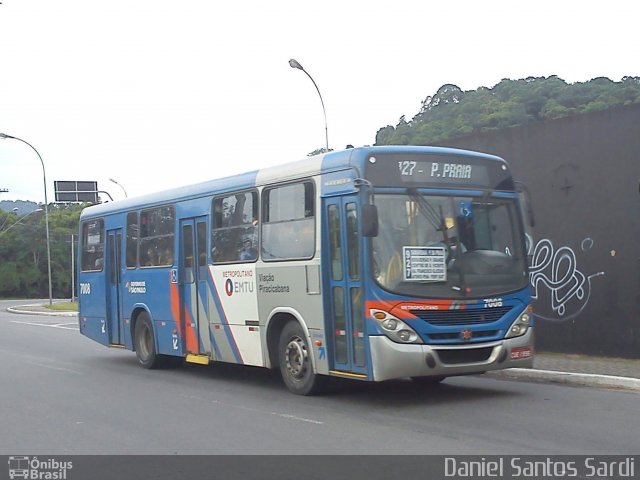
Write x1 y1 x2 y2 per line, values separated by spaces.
8 456 73 479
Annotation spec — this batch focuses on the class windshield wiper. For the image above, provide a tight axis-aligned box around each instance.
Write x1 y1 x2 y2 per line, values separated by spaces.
407 188 445 232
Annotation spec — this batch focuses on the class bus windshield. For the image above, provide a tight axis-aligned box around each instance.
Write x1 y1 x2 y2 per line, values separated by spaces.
372 191 528 299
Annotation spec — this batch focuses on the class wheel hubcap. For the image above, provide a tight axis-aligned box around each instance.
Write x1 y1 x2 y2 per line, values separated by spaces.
285 336 308 379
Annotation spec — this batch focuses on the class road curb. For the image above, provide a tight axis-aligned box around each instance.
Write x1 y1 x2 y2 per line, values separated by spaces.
487 368 640 392
6 304 78 317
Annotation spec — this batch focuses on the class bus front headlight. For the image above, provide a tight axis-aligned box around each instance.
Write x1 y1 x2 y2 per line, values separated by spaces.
371 309 423 344
505 309 532 339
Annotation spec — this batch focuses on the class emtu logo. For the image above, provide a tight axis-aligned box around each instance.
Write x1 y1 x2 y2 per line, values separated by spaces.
225 278 234 296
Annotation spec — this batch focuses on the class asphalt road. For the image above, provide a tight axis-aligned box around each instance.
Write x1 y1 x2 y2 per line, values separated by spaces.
1 300 638 455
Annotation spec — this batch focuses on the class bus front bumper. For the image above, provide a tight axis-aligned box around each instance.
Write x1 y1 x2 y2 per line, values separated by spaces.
369 329 534 381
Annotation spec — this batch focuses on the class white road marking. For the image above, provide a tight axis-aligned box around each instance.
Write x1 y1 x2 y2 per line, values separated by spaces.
11 320 79 331
180 393 324 425
275 413 324 425
23 360 84 375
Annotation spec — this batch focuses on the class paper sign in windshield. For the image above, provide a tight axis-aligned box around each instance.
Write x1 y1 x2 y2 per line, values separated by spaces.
403 246 447 282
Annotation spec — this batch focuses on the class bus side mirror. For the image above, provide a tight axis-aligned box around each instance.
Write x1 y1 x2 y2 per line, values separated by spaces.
362 204 379 237
515 181 535 228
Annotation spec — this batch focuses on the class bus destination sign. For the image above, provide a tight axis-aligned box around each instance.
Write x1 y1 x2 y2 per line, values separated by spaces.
364 153 514 190
397 159 490 185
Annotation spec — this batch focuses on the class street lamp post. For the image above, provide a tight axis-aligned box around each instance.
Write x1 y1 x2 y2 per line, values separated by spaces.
288 58 329 152
0 133 53 306
109 178 128 198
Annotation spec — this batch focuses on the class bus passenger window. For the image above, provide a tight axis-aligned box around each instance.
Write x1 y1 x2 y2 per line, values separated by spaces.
126 212 139 268
262 181 315 261
81 219 104 272
139 205 175 267
212 191 258 264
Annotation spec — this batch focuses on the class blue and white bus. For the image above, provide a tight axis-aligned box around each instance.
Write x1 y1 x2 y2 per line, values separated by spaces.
78 146 534 395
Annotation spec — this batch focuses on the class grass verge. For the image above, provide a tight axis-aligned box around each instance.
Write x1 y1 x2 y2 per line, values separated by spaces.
43 301 78 312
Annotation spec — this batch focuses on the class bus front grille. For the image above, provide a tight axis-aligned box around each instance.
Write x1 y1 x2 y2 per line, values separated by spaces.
410 306 512 326
428 330 499 341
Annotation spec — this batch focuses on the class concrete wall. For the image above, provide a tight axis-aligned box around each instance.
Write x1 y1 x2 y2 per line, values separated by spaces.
443 104 640 358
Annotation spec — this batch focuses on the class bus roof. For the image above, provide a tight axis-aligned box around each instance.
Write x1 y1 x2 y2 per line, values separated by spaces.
80 145 506 220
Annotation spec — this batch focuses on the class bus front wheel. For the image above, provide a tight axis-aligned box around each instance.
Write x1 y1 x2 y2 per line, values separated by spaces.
278 321 326 395
134 312 163 369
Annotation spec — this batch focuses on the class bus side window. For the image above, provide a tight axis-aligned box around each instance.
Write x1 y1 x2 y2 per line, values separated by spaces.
139 205 175 267
126 212 139 268
81 219 105 272
212 191 258 263
261 181 315 261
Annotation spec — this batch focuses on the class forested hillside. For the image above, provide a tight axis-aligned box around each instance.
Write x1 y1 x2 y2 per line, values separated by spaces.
375 76 640 145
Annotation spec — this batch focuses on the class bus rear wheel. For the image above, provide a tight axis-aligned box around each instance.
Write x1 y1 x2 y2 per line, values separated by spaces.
134 312 163 369
278 321 326 395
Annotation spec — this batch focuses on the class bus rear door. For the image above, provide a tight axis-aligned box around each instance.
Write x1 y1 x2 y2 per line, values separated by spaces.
179 217 210 357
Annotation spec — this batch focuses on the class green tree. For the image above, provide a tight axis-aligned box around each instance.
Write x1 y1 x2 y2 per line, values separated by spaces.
0 203 85 298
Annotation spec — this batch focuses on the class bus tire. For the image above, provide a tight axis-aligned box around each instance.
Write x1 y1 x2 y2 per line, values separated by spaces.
134 312 162 369
278 321 326 395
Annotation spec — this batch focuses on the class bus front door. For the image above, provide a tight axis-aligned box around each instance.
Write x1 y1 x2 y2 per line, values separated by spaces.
179 217 210 356
325 196 367 376
106 229 124 345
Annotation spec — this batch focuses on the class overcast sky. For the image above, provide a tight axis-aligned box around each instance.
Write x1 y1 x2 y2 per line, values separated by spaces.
1 0 638 203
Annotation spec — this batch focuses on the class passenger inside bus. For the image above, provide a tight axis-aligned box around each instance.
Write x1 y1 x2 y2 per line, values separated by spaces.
239 238 258 261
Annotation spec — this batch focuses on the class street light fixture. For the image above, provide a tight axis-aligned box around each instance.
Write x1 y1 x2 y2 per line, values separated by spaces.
0 207 19 231
109 178 128 198
0 133 53 306
0 208 44 236
288 58 329 152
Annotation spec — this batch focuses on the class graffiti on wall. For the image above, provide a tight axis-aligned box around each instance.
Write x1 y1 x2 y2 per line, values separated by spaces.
527 236 605 321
